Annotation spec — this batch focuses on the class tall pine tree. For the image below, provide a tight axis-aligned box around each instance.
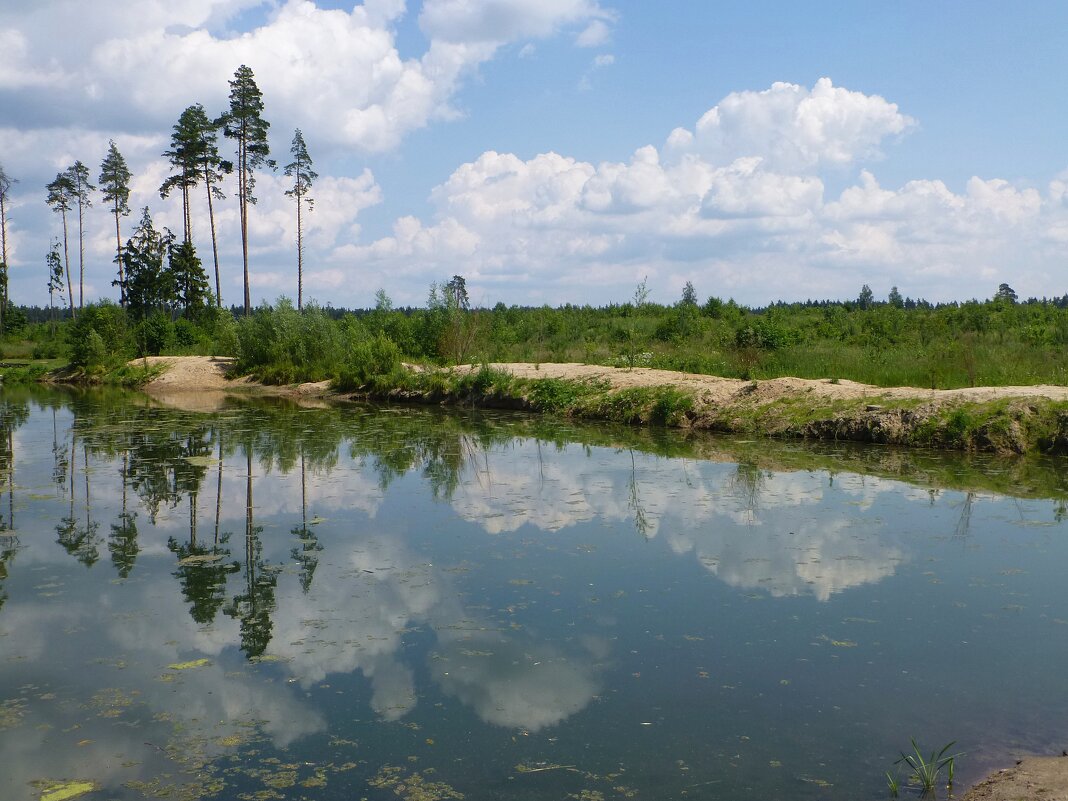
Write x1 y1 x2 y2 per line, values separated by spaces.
161 107 201 244
0 164 16 334
45 172 76 316
188 104 230 307
99 141 132 307
219 65 273 316
283 129 317 311
64 161 94 310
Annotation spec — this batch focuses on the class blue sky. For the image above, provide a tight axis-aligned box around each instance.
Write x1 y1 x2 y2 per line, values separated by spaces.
2 0 1067 309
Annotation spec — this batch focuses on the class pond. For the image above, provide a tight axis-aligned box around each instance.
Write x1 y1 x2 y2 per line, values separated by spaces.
1 386 1067 801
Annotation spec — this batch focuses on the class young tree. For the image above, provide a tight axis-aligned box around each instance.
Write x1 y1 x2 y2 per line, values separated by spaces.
99 141 132 307
888 285 904 309
0 163 16 332
45 172 76 316
220 65 274 316
995 283 1018 304
169 239 210 317
283 128 317 311
46 238 65 333
119 207 175 320
681 280 698 306
64 161 95 310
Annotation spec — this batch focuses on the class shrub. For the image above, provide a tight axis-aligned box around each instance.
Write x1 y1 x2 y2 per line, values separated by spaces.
335 333 403 390
67 302 133 368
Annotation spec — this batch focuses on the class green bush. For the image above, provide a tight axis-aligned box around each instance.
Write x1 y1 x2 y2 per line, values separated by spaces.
335 333 403 391
67 302 133 368
136 312 176 355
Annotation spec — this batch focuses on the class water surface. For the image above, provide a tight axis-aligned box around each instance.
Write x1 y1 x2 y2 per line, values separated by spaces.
1 386 1067 800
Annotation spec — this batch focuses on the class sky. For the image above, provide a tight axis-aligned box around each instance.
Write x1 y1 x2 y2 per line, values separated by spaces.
2 0 1068 310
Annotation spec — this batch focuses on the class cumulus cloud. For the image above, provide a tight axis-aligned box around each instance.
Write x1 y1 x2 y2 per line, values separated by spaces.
1 0 612 152
345 77 1068 305
667 77 915 172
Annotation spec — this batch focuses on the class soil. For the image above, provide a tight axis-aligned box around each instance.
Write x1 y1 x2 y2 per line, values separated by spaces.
462 362 1068 405
962 755 1068 801
140 357 1068 407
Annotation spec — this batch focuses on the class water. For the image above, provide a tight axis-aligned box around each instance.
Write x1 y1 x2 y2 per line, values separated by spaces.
1 386 1067 800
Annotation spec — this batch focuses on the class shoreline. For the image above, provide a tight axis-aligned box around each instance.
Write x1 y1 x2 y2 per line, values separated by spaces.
133 357 1068 455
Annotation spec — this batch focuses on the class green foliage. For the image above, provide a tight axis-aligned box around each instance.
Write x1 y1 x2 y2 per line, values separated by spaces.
235 300 348 384
120 207 175 321
527 377 593 413
893 739 962 796
67 302 132 369
169 239 210 316
335 333 403 391
136 312 176 355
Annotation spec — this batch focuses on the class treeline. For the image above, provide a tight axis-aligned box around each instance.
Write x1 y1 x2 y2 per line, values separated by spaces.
0 64 317 336
5 274 1066 390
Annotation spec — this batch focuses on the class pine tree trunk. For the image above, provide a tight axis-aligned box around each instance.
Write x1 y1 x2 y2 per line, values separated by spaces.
0 191 7 334
182 183 191 244
77 195 85 310
205 170 222 307
296 185 303 311
61 209 74 318
0 190 7 266
239 139 250 316
113 201 125 308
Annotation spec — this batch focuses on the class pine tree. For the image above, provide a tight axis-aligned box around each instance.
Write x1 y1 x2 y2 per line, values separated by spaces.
161 107 201 244
219 65 274 316
64 161 95 310
187 104 230 308
45 172 76 317
169 240 210 317
283 129 317 311
46 239 65 333
99 141 132 307
0 163 16 333
120 208 175 320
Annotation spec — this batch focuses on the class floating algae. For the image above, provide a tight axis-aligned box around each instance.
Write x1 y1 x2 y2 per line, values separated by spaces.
167 658 211 670
32 780 98 801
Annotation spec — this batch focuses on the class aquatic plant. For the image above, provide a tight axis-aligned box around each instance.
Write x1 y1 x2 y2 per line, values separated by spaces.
894 739 962 796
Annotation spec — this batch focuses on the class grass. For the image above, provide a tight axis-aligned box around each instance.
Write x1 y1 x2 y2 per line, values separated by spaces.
893 739 962 796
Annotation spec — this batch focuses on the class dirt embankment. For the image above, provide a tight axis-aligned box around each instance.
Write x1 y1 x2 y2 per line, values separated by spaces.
466 362 1068 405
137 357 1068 452
961 755 1068 801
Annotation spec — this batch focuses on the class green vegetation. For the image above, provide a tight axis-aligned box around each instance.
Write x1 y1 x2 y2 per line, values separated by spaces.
891 740 962 797
3 279 1068 452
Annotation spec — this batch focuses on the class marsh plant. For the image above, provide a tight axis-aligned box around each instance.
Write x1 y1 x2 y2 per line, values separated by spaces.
890 739 963 797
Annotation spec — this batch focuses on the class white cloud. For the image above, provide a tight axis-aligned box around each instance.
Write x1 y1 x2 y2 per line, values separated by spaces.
668 77 915 172
2 0 613 153
576 19 611 47
343 78 1068 306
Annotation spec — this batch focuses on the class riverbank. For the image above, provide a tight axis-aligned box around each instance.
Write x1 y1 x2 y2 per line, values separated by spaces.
131 357 1068 454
